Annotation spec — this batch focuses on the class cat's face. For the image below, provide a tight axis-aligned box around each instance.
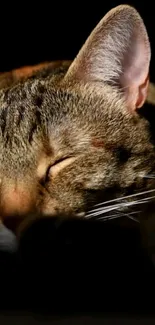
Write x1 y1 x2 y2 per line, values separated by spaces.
0 4 155 234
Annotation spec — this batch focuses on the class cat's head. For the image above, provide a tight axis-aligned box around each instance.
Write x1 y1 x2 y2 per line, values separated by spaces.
0 4 155 235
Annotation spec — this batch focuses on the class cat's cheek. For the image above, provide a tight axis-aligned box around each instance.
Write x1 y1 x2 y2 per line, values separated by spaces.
118 166 137 187
40 196 59 217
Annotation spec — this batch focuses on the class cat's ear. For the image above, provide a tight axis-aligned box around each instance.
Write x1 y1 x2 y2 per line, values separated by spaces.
65 5 151 111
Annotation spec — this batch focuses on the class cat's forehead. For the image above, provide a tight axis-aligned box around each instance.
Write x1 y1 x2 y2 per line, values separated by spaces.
0 77 146 158
0 76 124 119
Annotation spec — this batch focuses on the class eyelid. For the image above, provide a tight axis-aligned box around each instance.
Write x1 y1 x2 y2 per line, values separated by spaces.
52 156 73 166
46 156 76 180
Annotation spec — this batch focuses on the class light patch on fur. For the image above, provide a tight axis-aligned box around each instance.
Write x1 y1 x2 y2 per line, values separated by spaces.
50 157 77 179
37 155 52 180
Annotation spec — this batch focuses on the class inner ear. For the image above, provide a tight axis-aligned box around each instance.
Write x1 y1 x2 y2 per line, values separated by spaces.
65 5 151 111
125 75 150 111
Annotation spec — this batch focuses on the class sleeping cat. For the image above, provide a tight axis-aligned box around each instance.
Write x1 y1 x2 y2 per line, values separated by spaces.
0 4 155 259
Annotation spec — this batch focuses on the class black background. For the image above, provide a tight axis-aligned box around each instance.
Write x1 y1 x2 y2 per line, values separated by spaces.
1 1 155 81
1 1 155 322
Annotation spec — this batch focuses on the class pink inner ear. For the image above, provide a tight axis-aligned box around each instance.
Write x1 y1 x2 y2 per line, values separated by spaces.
120 34 150 111
136 74 150 108
124 74 150 111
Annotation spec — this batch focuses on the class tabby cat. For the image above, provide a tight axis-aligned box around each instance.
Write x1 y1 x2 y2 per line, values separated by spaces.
0 4 155 259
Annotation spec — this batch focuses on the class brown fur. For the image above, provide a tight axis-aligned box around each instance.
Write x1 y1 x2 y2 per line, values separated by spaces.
0 4 155 263
0 60 71 90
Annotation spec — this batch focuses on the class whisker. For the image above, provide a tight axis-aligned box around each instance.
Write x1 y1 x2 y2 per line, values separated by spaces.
93 189 155 208
125 215 139 223
86 196 155 219
140 175 155 179
87 195 155 215
97 213 123 222
96 211 121 220
97 211 140 222
118 211 141 223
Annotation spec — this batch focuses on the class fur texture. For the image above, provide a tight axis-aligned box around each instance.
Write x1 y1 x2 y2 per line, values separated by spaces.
0 5 155 260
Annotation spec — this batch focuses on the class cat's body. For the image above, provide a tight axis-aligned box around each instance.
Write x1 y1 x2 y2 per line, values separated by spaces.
0 5 155 261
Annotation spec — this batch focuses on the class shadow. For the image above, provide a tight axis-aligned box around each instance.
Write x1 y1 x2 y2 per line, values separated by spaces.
0 217 154 315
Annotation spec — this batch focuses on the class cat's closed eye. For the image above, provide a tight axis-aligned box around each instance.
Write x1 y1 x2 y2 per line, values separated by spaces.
39 156 76 186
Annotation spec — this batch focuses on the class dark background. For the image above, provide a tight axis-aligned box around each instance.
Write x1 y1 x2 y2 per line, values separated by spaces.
1 1 155 322
1 1 155 81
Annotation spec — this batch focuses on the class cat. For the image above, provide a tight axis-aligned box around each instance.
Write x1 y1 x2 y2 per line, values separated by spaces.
0 4 155 260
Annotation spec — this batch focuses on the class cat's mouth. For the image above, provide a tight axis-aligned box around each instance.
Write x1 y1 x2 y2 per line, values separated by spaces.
2 181 155 235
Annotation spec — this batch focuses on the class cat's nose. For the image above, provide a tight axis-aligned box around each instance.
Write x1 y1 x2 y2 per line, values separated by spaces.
2 187 32 215
0 184 34 231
